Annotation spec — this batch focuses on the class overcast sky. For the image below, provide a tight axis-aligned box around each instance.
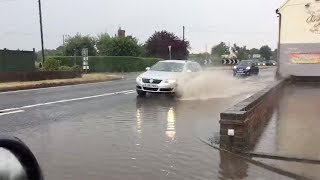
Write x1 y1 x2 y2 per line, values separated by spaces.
0 0 285 53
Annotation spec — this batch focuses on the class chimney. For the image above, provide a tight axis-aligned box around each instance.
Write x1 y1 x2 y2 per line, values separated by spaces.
118 27 126 38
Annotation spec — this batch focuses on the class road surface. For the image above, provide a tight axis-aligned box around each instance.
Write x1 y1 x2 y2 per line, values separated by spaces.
0 68 293 180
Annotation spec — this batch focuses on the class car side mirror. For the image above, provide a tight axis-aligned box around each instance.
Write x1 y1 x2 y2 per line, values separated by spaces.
0 137 43 180
145 67 150 71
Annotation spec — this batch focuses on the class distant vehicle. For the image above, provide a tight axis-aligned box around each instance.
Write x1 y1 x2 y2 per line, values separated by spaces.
265 60 276 66
233 60 259 76
136 60 202 96
262 61 267 66
252 59 262 66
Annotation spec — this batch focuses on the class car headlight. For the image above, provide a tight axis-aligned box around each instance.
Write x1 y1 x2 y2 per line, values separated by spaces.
165 79 176 84
233 66 237 69
273 63 276 65
136 76 142 83
246 67 251 70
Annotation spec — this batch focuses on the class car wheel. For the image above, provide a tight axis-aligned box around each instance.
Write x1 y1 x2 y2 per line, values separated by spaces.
233 72 236 76
136 90 146 97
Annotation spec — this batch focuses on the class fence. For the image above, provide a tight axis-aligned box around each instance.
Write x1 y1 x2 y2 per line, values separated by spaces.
0 49 36 72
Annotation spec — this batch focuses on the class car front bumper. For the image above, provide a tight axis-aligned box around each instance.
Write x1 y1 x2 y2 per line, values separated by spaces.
234 69 251 75
136 82 176 93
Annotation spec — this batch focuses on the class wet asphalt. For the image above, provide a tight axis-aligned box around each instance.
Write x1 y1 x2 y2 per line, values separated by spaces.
254 84 320 179
0 67 297 180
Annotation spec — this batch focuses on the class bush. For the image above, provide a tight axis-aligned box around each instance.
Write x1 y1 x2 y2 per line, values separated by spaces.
48 56 161 72
59 66 72 71
50 56 82 67
43 58 60 71
72 65 82 73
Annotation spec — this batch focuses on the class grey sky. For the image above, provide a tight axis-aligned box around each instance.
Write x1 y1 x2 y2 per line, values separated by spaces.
0 0 285 53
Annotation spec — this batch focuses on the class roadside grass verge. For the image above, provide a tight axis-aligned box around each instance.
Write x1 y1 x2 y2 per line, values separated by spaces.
0 73 123 92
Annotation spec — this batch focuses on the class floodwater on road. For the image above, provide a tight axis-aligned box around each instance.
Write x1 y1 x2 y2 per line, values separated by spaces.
254 84 320 179
1 68 293 180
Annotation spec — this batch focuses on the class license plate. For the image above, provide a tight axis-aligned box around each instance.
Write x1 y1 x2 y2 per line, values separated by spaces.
237 71 244 73
143 84 158 88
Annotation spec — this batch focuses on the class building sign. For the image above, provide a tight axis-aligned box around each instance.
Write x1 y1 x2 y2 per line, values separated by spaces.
82 48 89 71
291 53 320 64
252 54 261 59
306 9 320 34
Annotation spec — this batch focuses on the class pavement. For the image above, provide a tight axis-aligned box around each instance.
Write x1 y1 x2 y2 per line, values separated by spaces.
0 67 300 180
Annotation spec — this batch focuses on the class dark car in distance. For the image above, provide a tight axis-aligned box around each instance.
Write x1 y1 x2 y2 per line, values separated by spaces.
233 60 259 76
265 60 276 66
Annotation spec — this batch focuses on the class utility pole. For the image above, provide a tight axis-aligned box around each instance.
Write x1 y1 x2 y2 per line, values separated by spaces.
63 35 65 46
74 49 77 66
183 26 185 42
38 0 45 63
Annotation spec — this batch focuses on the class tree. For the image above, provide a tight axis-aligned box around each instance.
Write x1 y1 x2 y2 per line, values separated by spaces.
96 33 142 56
96 33 112 55
108 37 141 56
36 46 64 61
259 45 272 60
211 42 229 56
232 44 250 60
249 48 260 56
272 49 278 61
64 33 97 56
145 30 189 59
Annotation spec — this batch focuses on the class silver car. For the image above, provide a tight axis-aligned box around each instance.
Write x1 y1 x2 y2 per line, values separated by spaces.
136 60 202 96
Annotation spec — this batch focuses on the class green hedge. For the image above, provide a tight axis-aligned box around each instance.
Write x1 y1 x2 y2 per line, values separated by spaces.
47 56 161 72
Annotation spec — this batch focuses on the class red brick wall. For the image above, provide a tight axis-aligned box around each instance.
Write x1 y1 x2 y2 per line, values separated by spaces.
220 81 284 152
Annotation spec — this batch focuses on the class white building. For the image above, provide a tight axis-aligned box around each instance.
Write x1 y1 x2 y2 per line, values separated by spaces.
277 0 320 77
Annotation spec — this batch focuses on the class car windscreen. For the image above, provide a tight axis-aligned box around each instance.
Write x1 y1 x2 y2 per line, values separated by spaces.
150 62 184 72
238 61 252 66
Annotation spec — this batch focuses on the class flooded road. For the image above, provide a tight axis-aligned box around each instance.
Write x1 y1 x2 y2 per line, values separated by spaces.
0 67 293 179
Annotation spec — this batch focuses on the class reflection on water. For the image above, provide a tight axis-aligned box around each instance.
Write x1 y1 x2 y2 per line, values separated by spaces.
136 108 142 134
166 107 176 140
219 151 248 179
253 85 320 179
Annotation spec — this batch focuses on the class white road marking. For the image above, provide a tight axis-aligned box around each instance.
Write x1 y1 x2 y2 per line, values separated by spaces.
0 89 135 112
0 110 25 116
124 92 135 95
124 90 136 95
0 80 119 95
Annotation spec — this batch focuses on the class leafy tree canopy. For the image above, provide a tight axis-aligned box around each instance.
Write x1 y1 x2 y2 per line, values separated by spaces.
64 33 97 56
145 30 189 60
259 45 272 60
211 42 230 56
